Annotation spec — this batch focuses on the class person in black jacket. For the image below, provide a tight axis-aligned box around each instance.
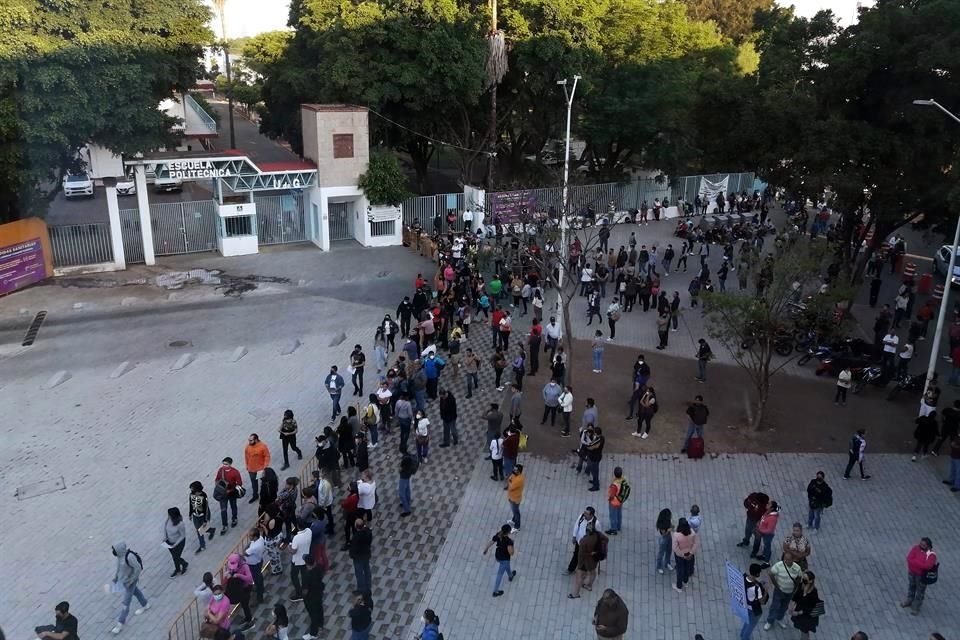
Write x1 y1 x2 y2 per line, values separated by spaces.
301 554 325 639
805 472 833 531
399 453 417 517
348 591 372 638
350 519 374 609
438 388 459 447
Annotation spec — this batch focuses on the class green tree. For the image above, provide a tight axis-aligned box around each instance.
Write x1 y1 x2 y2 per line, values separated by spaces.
358 150 412 205
0 0 212 222
241 31 293 76
682 0 773 44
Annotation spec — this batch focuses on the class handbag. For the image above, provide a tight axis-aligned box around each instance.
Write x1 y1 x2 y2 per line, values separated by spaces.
921 563 939 585
518 433 529 451
809 600 826 617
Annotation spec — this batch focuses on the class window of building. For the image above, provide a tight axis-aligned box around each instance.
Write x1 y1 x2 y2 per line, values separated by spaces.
333 134 354 159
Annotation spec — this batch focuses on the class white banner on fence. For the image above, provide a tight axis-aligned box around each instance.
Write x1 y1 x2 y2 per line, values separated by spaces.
698 176 729 214
463 185 485 232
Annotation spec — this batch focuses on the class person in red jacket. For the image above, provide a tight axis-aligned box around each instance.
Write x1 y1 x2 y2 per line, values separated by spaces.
214 457 244 533
736 491 770 551
902 537 938 615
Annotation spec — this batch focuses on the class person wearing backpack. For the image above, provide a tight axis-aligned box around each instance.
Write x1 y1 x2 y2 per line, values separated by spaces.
741 563 768 639
568 523 607 599
109 542 149 634
213 457 244 534
362 395 380 450
605 467 629 536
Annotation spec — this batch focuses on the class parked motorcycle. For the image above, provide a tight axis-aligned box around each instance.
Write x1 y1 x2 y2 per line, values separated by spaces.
740 326 794 356
851 366 885 394
794 329 818 353
886 373 925 401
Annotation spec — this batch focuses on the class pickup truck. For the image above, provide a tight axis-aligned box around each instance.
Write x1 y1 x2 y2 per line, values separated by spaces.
62 173 94 198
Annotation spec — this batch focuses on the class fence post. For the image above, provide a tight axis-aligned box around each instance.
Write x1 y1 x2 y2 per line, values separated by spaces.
133 165 156 265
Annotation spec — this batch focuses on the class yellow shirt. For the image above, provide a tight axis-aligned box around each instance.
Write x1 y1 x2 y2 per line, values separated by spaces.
507 473 525 504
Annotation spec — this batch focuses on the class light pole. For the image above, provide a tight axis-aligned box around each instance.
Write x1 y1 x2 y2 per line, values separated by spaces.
556 75 581 333
912 98 960 394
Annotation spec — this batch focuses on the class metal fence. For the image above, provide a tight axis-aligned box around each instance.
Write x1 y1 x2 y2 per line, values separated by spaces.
167 457 321 640
151 201 219 256
370 220 396 237
255 193 308 245
401 172 755 230
49 223 114 267
119 209 145 264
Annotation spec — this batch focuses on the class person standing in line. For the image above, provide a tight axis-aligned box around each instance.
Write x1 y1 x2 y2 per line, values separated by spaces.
751 501 781 563
483 524 517 597
244 434 271 504
528 319 542 374
591 330 605 373
593 589 629 640
188 481 214 552
695 338 712 382
35 601 79 640
350 344 366 396
843 429 871 479
490 430 505 481
509 383 523 423
511 346 526 390
301 554 325 640
680 395 709 454
213 457 243 535
559 385 575 437
902 537 938 615
287 519 313 602
567 507 601 574
348 591 373 640
163 507 189 578
741 563 768 640
398 452 417 517
349 518 374 608
670 292 681 331
763 550 803 630
544 316 561 362
393 394 413 455
737 491 770 549
671 517 698 593
485 403 504 456
278 410 303 471
943 433 960 492
357 469 377 522
582 397 600 433
835 367 851 406
224 553 254 629
339 483 359 552
260 501 285 576
805 472 833 531
605 467 628 536
324 365 345 422
245 528 266 604
415 410 431 463
109 542 149 635
656 311 670 350
337 416 357 468
569 523 607 599
506 464 525 532
463 348 481 399
491 348 507 391
438 388 459 447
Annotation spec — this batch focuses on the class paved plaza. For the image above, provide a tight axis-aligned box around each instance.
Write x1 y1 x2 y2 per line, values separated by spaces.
1 216 957 640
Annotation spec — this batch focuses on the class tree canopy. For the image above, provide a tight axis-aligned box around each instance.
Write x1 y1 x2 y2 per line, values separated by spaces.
0 0 213 222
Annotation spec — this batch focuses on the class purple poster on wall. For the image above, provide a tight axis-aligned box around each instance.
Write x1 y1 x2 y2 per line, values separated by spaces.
490 190 538 224
0 238 47 295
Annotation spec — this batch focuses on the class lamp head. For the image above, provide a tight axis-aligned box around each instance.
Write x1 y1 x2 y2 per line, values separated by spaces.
912 99 935 106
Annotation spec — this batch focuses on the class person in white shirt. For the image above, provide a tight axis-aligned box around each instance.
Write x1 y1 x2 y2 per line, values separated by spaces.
897 342 914 378
580 265 595 297
194 571 214 611
544 316 562 361
882 330 900 373
490 435 504 481
559 385 575 437
245 528 266 603
567 507 602 574
835 367 852 406
357 470 377 521
287 520 313 601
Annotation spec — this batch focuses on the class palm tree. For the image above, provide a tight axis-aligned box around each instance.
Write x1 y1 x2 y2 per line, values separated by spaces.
211 0 236 148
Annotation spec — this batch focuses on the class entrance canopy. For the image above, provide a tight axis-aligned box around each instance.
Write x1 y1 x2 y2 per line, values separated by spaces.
125 150 318 192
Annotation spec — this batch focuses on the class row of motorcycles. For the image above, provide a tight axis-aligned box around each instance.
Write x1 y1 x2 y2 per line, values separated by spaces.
796 336 924 400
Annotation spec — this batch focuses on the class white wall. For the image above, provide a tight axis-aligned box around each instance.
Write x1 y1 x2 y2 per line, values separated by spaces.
85 144 125 181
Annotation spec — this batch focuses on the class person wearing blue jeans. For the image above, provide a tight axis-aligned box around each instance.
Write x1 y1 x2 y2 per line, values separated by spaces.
325 366 345 421
695 338 712 382
398 454 416 516
483 524 516 596
750 501 780 563
591 331 604 372
764 553 802 630
605 467 626 535
655 508 673 573
806 471 832 531
348 591 373 640
110 542 149 634
741 563 766 640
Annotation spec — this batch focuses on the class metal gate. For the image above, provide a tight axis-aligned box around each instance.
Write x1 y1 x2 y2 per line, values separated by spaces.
328 202 352 241
256 193 307 245
120 209 145 264
151 201 218 256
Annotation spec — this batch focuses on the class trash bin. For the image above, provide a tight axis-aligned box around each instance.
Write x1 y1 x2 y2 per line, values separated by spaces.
700 216 716 231
918 272 933 295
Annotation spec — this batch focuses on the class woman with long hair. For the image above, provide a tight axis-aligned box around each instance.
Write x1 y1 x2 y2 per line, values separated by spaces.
655 508 673 574
163 507 189 577
788 570 822 639
265 603 289 640
672 517 698 593
258 467 279 517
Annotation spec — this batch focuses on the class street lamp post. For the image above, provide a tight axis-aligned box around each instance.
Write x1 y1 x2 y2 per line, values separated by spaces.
556 75 581 333
912 99 960 395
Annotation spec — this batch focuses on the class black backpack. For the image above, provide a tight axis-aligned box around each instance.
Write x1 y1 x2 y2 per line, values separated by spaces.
126 549 143 570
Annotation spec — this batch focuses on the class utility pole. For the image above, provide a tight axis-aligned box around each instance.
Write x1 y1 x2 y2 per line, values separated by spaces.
556 75 581 336
213 0 236 149
911 99 960 396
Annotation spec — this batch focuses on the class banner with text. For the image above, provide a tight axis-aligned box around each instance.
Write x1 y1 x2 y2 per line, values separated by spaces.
726 561 749 623
698 176 729 204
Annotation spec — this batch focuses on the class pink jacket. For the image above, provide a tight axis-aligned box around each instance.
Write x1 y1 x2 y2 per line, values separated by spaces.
757 511 780 535
672 531 699 557
226 553 254 586
906 545 937 576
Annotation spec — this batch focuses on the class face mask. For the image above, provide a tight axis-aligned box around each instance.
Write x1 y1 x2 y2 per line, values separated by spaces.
213 594 224 601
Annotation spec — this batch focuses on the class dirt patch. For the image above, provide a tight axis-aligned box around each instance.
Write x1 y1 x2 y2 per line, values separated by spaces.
515 339 922 460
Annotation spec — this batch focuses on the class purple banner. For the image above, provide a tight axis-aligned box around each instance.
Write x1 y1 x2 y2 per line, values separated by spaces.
490 190 538 224
0 238 47 295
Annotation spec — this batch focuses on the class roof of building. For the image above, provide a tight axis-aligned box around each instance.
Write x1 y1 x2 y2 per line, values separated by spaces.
301 104 368 113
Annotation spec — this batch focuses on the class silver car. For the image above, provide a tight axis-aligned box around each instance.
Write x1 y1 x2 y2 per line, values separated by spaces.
933 244 960 287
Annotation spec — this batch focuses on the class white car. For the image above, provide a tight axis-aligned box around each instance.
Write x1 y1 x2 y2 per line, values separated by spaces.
153 176 183 193
62 173 94 198
933 244 960 287
116 177 136 196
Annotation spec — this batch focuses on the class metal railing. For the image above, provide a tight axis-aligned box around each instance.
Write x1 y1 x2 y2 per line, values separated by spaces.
256 193 308 245
184 93 218 135
370 220 396 237
168 455 321 640
49 223 114 267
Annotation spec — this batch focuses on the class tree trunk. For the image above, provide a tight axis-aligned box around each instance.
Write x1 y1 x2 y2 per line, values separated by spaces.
558 287 576 388
752 341 773 431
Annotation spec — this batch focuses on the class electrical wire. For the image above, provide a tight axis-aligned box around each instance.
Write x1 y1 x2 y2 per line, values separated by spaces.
353 104 495 156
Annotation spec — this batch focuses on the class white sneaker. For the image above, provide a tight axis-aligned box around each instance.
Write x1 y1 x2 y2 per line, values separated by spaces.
368 443 378 450
911 455 917 462
111 624 123 635
631 432 641 437
658 569 664 575
134 603 149 615
778 622 789 629
667 564 674 571
641 432 649 440
763 623 772 631
507 520 514 528
303 635 317 640
511 527 519 534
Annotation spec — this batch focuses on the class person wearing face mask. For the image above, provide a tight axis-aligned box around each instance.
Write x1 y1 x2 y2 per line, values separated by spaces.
203 584 231 635
416 609 441 640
